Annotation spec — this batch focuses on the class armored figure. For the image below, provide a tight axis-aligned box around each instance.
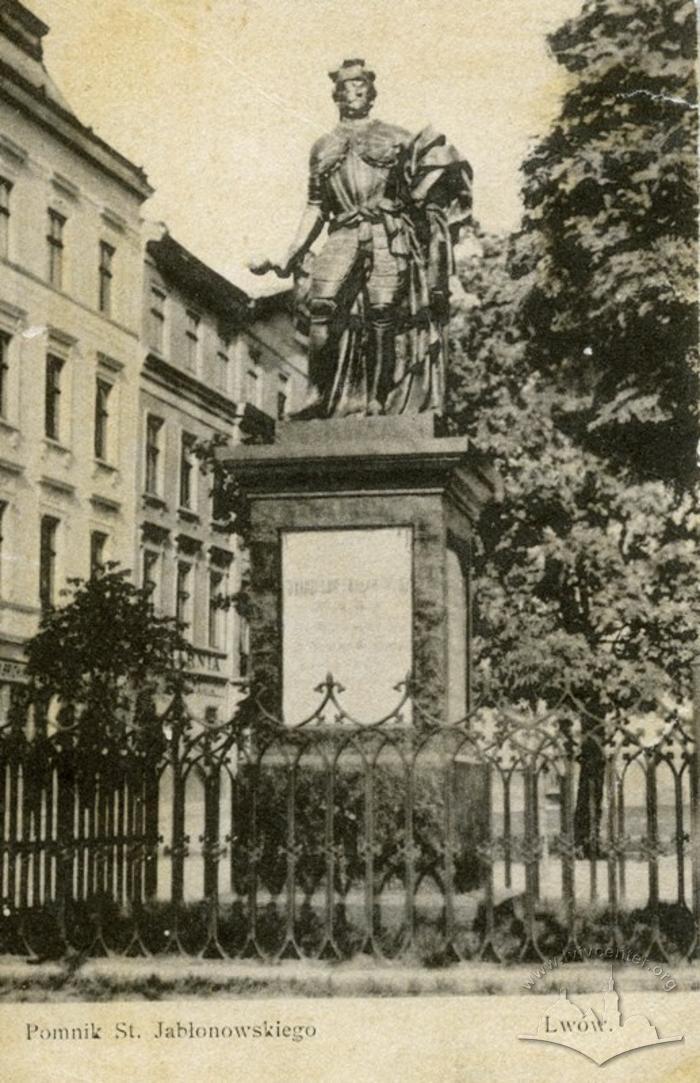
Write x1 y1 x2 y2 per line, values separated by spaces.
251 59 472 418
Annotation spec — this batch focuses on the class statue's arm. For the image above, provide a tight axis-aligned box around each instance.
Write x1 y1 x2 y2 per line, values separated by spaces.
250 142 329 278
248 204 323 278
279 204 325 275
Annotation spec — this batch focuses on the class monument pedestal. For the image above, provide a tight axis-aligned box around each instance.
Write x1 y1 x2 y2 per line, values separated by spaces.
221 413 499 723
220 413 500 890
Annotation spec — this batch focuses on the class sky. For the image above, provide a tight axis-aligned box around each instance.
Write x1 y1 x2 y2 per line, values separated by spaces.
29 0 583 293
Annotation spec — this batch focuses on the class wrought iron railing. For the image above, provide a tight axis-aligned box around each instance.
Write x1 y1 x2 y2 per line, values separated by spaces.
0 677 697 964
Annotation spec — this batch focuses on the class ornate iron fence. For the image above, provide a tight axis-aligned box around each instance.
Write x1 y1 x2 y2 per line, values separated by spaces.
0 677 697 964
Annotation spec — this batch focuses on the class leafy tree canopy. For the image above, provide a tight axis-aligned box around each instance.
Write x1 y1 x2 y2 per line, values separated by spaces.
450 229 699 712
25 566 190 714
518 0 697 483
446 0 698 712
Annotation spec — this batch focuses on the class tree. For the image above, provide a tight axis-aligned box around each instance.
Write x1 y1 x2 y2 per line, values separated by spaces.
449 233 698 853
191 427 266 693
519 0 698 485
452 226 698 686
512 0 698 847
192 431 253 543
25 566 190 738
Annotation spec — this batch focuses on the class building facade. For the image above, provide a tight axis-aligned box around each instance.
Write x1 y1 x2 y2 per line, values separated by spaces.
0 2 152 706
0 2 307 721
140 229 305 718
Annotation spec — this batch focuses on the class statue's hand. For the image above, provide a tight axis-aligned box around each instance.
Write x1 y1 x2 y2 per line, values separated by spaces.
247 251 295 278
248 255 274 276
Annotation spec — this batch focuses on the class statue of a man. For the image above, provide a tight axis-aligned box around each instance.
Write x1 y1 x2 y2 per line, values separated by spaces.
251 59 472 418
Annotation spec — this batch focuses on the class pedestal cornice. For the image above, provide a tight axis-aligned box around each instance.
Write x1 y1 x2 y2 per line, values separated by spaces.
218 415 501 526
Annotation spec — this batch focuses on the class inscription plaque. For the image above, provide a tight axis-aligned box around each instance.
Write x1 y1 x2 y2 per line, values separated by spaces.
281 527 412 724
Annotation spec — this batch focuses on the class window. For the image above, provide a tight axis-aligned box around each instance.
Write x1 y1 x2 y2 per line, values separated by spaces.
208 571 225 649
277 373 289 420
98 241 114 315
90 530 108 575
39 515 59 609
175 562 192 632
142 549 161 606
0 501 6 596
144 415 163 495
216 336 229 391
0 177 11 259
0 332 9 417
44 354 64 440
149 286 166 352
47 209 65 288
185 311 200 371
245 367 259 405
94 378 112 461
179 432 195 509
211 476 226 523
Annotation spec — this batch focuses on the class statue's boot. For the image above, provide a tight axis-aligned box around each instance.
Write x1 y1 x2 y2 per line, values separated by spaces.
296 302 336 417
367 306 396 414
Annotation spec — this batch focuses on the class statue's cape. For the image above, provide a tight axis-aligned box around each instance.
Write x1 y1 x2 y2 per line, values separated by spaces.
403 125 473 240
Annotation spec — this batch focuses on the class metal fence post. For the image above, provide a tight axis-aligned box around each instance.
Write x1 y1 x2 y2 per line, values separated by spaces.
690 659 700 959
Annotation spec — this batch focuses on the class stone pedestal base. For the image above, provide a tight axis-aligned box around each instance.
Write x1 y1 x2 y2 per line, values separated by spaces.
220 413 499 890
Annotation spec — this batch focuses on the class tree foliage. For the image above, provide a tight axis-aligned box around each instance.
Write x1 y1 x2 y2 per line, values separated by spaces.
519 0 698 483
450 231 698 711
448 0 698 848
25 566 190 719
192 432 253 544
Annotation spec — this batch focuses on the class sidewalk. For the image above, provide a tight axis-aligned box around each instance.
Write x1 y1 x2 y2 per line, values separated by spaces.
0 954 698 1001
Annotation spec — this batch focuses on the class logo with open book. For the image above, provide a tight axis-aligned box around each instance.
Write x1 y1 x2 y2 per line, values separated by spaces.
519 968 683 1066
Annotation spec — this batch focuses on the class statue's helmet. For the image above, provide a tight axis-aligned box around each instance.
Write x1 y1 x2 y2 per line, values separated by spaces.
328 58 376 87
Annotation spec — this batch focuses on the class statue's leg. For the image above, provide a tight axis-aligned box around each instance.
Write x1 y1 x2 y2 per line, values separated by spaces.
308 297 335 354
366 227 406 413
300 232 358 415
367 304 396 414
296 297 335 416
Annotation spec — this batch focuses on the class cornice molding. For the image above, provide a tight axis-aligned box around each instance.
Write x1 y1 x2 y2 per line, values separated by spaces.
90 493 121 514
0 59 153 201
143 352 241 425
